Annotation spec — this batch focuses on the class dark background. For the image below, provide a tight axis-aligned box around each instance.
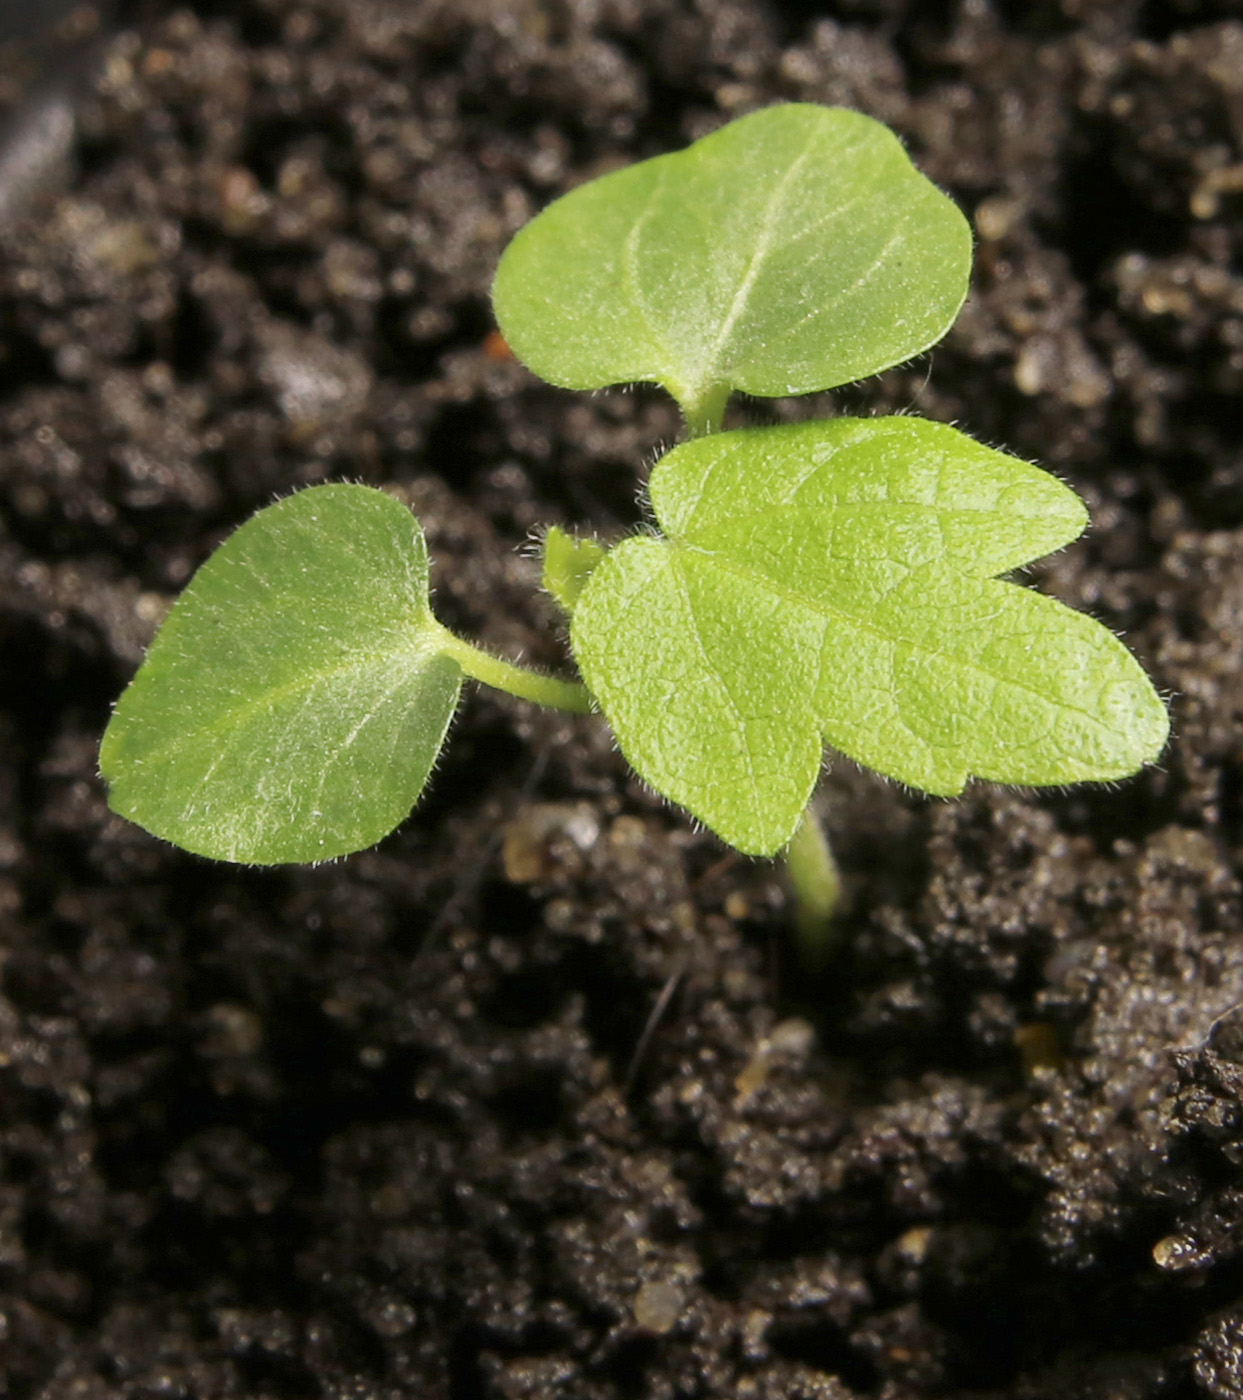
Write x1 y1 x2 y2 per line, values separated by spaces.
4 1 1243 1397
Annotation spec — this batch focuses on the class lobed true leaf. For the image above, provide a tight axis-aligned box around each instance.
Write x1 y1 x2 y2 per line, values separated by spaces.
571 419 1170 855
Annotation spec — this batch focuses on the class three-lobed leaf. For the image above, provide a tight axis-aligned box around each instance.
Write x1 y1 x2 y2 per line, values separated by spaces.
493 104 972 418
100 485 462 864
570 419 1170 856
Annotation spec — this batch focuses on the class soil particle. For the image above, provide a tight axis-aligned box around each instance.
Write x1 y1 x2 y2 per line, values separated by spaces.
1196 1310 1243 1400
5 1 1243 1398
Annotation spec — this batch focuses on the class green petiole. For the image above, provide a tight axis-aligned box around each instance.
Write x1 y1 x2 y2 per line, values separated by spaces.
432 626 595 716
680 382 731 438
783 807 843 967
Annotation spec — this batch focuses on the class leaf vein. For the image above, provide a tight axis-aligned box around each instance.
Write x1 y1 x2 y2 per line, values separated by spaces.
700 135 816 384
677 545 1123 734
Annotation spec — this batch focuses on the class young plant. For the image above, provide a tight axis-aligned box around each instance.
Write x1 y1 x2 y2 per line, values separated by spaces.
100 105 1169 937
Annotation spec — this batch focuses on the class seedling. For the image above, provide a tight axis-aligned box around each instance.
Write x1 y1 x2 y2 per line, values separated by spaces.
100 105 1168 947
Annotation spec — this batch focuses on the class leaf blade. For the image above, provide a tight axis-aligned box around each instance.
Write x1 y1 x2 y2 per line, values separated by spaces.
572 421 1168 855
100 485 462 864
493 104 972 410
814 564 1170 797
572 537 823 854
651 417 1089 577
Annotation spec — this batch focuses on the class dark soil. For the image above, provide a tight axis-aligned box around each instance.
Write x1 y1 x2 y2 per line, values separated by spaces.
4 1 1243 1396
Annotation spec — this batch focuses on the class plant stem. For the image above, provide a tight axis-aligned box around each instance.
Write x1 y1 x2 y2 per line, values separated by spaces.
784 804 842 969
435 627 595 714
680 382 730 437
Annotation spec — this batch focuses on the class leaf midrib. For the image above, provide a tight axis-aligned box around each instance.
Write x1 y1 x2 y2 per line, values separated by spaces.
115 625 449 775
672 498 1082 579
697 136 815 387
667 541 1124 736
